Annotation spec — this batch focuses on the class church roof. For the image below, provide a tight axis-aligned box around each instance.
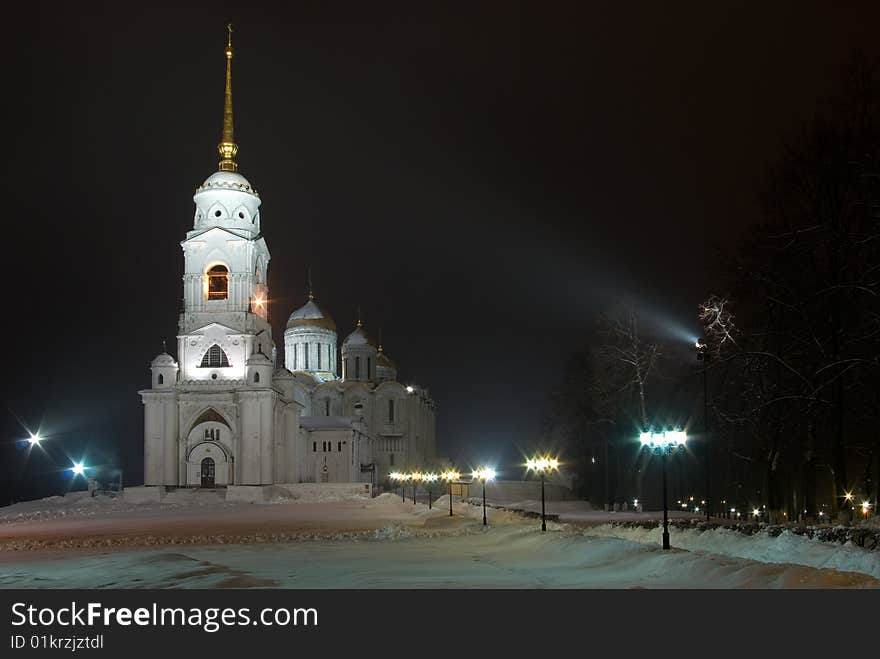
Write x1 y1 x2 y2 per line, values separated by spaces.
376 347 395 368
342 324 375 347
246 351 273 366
151 352 177 367
286 298 337 331
196 170 259 197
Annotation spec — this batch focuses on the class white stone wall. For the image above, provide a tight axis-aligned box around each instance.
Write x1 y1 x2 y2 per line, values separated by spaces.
283 326 337 376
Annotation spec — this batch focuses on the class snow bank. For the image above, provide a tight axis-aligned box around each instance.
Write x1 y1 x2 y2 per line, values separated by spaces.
587 523 880 579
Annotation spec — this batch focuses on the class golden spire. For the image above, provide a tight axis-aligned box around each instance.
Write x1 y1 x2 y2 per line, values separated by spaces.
357 306 362 328
308 266 314 300
217 23 238 172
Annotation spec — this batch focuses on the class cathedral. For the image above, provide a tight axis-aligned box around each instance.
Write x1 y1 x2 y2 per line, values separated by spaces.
138 29 437 496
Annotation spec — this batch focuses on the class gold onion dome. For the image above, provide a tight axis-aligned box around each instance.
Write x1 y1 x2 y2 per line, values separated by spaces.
376 345 395 368
286 298 337 331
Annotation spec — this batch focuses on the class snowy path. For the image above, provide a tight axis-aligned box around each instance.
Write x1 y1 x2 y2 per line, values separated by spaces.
0 493 877 588
1 525 876 588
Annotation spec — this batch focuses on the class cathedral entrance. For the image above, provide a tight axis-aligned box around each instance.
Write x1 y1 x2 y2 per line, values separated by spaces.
200 457 215 488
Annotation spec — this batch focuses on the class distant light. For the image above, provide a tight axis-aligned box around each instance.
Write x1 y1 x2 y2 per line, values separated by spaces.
254 295 264 307
694 507 700 512
525 456 560 473
730 508 736 513
844 491 855 502
71 462 86 476
406 386 415 394
862 501 871 514
753 508 761 517
639 429 687 450
473 467 496 482
422 473 438 483
27 433 42 446
633 499 639 506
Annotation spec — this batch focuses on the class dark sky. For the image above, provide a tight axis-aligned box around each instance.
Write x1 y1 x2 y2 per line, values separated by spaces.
4 1 880 497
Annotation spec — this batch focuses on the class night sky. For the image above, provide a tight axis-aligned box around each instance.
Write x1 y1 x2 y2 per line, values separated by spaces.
4 1 880 499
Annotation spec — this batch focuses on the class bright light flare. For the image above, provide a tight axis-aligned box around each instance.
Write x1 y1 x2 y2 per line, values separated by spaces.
71 462 86 476
27 433 42 446
640 429 687 449
472 467 496 482
440 470 461 482
406 386 415 394
844 491 855 502
422 473 438 483
525 456 560 473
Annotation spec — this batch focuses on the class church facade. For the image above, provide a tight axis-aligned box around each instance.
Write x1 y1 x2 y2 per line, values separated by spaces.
139 30 437 493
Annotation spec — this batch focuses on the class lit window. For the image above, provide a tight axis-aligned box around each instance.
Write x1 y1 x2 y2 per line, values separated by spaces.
207 265 229 300
199 344 230 368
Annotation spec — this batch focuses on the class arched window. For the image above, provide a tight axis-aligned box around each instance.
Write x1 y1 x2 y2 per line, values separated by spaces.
355 356 360 379
199 344 230 368
158 374 164 385
254 371 260 383
207 265 229 300
367 357 371 380
325 398 330 416
388 399 395 423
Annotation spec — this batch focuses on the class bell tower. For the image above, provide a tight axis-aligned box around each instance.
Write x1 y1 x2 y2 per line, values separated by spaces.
176 25 274 383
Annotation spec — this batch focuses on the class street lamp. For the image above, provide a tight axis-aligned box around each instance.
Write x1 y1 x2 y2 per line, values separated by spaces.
640 429 688 550
410 472 422 504
423 473 438 509
525 456 560 532
472 467 496 526
389 471 407 500
71 462 87 477
27 432 42 447
696 338 711 521
440 470 461 517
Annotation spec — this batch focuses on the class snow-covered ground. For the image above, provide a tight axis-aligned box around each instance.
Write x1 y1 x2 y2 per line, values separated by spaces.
0 492 877 588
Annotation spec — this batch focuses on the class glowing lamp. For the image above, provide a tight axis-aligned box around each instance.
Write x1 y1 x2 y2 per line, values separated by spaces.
27 433 42 446
71 462 86 476
472 467 496 482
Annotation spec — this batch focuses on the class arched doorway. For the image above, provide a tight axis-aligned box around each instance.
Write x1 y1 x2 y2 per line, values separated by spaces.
201 457 215 488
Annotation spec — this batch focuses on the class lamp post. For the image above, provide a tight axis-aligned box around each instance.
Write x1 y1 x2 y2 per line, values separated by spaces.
11 432 44 505
389 472 406 500
410 472 422 504
441 470 461 517
526 456 560 532
640 429 688 550
423 473 438 509
696 338 711 521
473 468 496 526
